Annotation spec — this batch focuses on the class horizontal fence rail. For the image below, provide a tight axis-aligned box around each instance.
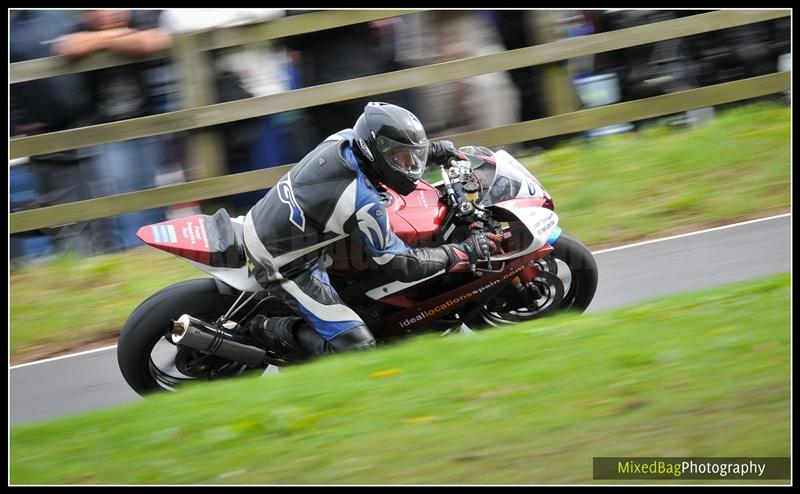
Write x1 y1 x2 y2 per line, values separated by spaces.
9 9 790 159
10 71 789 234
449 72 790 148
10 10 424 83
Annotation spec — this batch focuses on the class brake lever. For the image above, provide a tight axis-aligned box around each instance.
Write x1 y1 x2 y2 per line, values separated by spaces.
474 261 506 274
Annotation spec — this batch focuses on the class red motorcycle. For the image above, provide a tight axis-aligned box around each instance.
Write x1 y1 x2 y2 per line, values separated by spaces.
118 146 598 395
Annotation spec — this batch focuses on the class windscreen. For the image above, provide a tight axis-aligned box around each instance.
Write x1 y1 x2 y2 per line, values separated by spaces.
458 146 540 206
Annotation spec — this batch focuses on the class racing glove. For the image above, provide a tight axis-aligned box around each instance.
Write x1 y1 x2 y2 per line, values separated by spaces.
444 231 503 272
428 140 463 165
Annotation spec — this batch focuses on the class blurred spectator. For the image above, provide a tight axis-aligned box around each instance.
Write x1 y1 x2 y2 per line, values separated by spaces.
439 11 520 134
10 10 102 261
675 11 788 100
282 11 393 142
161 9 309 213
394 11 520 140
384 12 442 130
366 16 419 112
493 10 559 149
593 10 789 127
10 157 54 268
603 11 699 102
55 9 172 252
594 10 714 129
563 10 634 138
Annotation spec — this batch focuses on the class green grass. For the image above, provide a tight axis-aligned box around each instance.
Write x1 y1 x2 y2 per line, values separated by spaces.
9 102 790 364
9 249 201 360
10 273 791 485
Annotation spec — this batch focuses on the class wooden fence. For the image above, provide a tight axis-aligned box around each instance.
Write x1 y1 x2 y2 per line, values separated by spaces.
9 9 791 234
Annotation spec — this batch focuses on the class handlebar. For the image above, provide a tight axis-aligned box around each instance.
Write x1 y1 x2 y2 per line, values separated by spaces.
440 156 505 276
439 164 458 209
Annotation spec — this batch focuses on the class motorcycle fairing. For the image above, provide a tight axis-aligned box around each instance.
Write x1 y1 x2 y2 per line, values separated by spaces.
381 251 547 334
136 209 244 268
487 200 560 262
138 213 263 293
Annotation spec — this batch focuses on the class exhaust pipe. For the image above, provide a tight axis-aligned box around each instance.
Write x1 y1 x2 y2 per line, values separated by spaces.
170 314 266 367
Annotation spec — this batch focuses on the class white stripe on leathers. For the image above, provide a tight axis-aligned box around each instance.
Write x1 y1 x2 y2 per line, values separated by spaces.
244 211 362 323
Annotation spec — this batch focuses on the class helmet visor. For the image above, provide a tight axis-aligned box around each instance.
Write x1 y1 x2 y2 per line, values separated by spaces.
375 136 428 180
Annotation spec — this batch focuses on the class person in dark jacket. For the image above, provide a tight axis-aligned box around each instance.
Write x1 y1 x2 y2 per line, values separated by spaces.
244 102 500 360
55 9 172 252
282 13 390 143
10 10 101 257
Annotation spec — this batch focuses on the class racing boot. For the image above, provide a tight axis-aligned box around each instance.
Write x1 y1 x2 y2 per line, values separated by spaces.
249 314 311 363
296 324 376 354
325 325 376 352
249 315 376 362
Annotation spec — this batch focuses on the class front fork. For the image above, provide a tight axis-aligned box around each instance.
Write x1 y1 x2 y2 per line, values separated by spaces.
518 225 561 283
508 243 557 305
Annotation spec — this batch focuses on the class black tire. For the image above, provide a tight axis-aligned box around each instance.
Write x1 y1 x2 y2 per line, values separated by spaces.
550 232 598 313
477 232 597 326
117 278 240 396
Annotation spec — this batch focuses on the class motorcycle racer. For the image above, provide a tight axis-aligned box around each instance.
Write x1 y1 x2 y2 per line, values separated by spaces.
243 102 501 360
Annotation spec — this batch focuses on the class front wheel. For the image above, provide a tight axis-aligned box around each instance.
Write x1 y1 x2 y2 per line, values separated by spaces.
548 232 598 313
117 279 251 396
479 232 598 326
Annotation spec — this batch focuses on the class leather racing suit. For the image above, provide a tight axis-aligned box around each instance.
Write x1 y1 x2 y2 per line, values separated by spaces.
243 129 455 357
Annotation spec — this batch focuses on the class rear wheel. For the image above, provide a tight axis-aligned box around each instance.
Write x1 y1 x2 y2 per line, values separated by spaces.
117 279 252 396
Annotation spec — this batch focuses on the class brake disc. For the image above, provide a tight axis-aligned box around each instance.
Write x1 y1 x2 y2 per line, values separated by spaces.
525 270 565 315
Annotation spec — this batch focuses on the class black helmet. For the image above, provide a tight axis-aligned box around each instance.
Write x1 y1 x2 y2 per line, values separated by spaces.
352 102 429 195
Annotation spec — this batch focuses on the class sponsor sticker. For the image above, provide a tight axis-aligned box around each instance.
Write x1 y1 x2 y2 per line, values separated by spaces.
418 190 429 208
198 217 209 249
398 265 525 327
159 225 170 244
166 224 178 243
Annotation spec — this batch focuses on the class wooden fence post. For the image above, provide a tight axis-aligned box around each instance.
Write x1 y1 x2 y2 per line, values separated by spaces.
173 35 226 180
529 10 581 117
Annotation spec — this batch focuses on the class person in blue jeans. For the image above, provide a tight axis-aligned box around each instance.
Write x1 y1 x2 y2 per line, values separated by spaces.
11 10 101 259
55 10 173 252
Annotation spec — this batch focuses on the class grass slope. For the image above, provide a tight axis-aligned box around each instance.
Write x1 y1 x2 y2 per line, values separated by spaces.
10 273 790 485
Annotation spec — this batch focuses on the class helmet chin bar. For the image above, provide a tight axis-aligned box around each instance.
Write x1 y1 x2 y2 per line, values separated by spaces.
359 152 417 196
357 138 374 161
391 176 418 196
